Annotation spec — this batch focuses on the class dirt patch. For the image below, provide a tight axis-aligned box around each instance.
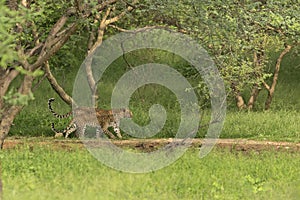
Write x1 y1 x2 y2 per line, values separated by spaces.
2 138 300 152
115 139 300 152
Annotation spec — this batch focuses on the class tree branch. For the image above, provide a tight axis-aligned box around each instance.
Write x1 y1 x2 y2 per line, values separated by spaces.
88 7 112 54
96 0 118 12
31 22 78 71
265 45 292 110
43 61 75 106
105 0 137 25
262 81 270 91
270 45 292 93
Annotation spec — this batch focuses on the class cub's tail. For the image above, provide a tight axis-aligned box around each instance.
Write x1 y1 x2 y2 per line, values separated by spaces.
48 98 72 118
51 121 77 138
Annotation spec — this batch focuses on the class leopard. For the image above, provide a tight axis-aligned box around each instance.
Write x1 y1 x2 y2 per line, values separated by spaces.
48 98 132 139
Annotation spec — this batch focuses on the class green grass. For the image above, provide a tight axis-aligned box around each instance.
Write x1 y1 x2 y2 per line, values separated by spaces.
221 110 300 142
1 145 299 200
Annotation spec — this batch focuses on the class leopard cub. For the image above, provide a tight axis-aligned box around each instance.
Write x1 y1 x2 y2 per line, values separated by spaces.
48 98 132 139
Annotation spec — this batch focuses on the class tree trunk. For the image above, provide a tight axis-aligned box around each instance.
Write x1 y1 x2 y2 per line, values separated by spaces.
265 45 292 110
231 83 245 110
247 84 261 110
0 69 20 109
235 95 245 110
0 75 34 149
0 106 23 149
246 51 264 110
85 11 109 106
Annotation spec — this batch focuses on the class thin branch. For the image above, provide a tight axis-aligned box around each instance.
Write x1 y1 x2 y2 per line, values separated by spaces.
87 27 96 51
262 81 270 91
110 25 172 33
48 16 69 39
270 45 292 93
74 0 84 13
96 0 118 12
108 24 132 32
121 0 137 8
44 61 75 106
26 43 43 57
32 74 46 92
31 23 78 71
105 0 137 25
265 45 292 110
88 8 111 54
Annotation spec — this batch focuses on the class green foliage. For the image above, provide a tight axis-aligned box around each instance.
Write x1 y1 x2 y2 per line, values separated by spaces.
0 0 20 68
1 146 299 199
3 88 34 106
134 0 300 99
0 0 73 68
18 0 74 47
245 174 266 194
14 66 44 76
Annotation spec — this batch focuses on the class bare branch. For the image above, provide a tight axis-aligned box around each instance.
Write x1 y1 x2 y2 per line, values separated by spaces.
262 81 270 91
108 24 132 32
74 0 84 13
87 28 96 51
26 43 43 57
105 0 137 25
109 25 171 33
121 0 137 8
88 8 111 54
265 45 292 110
44 61 75 106
270 45 292 93
84 0 138 103
32 74 47 92
247 84 261 110
48 15 69 38
31 23 78 71
96 0 118 12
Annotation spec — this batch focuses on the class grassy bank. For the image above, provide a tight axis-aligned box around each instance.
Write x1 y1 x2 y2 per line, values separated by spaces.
1 145 299 200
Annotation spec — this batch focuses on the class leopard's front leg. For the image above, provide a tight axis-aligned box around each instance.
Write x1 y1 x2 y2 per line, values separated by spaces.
113 122 122 139
103 129 116 139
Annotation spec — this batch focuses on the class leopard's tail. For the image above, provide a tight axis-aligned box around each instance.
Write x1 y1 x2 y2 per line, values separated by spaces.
48 98 72 118
51 121 77 138
51 122 64 137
